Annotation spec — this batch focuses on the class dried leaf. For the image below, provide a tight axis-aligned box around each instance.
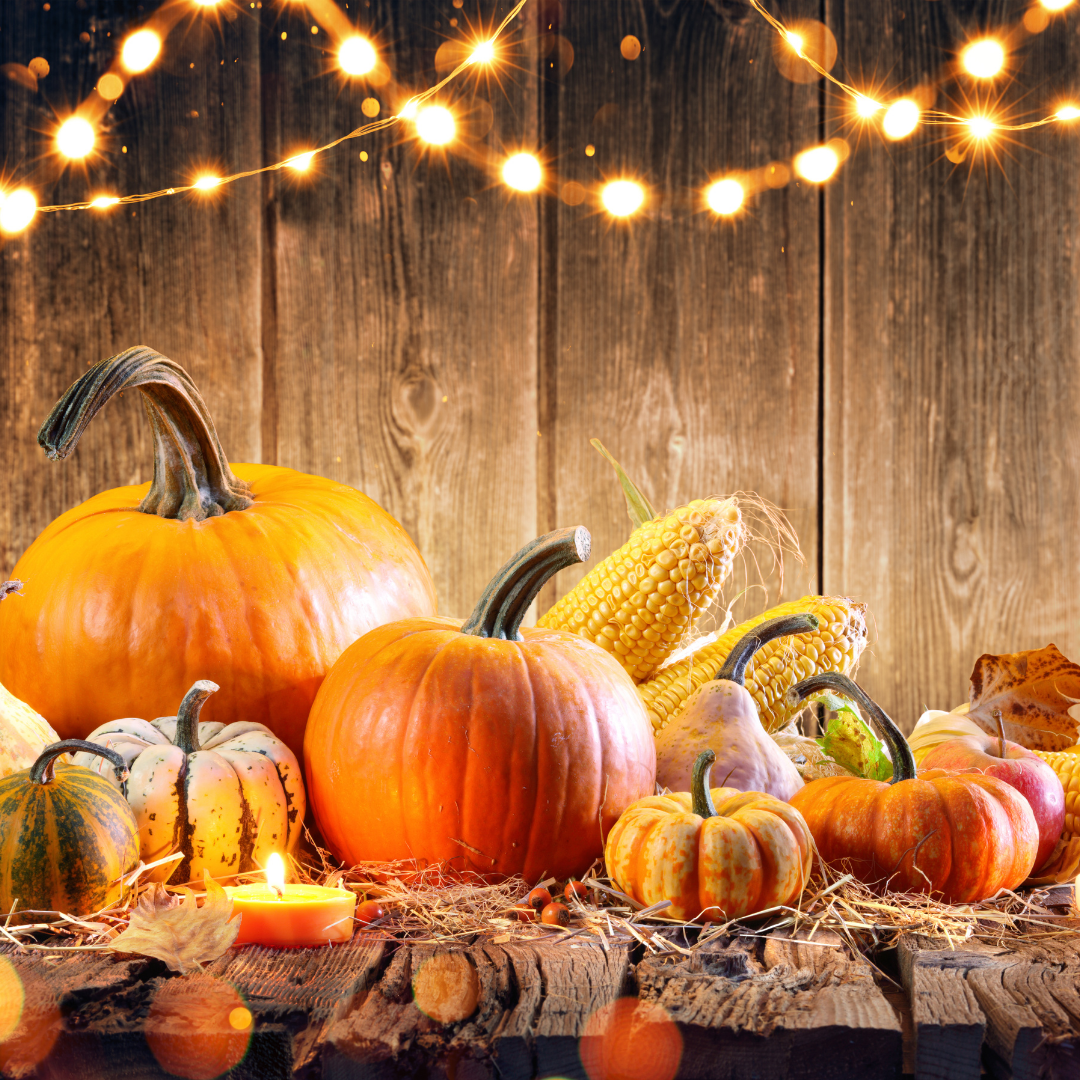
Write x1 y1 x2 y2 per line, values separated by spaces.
1024 836 1080 887
967 644 1080 751
107 873 241 974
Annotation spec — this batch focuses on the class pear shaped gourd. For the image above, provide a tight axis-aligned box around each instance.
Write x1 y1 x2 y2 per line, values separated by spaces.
655 614 815 800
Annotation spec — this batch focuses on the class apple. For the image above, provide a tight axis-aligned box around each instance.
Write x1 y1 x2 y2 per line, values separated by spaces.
920 734 1065 871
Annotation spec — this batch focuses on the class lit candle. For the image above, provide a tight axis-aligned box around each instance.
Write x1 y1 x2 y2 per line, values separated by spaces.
225 854 357 948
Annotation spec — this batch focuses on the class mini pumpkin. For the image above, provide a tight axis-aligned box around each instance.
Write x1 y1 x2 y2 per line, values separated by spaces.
605 749 813 921
0 740 139 922
788 674 1039 903
73 680 305 884
304 526 657 881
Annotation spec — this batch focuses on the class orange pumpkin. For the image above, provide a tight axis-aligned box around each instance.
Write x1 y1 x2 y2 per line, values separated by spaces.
787 674 1039 903
303 526 657 881
0 348 437 759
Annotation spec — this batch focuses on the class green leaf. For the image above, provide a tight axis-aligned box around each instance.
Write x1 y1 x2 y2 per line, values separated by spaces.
591 439 656 530
815 699 893 782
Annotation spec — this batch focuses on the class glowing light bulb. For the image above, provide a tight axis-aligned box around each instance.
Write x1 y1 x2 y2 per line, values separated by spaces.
400 98 420 120
339 36 377 76
195 175 221 190
785 30 804 56
90 195 120 209
286 151 315 171
56 116 95 159
502 153 541 192
266 853 286 892
706 178 744 215
1041 0 1074 10
470 40 495 64
794 145 839 183
194 0 220 6
415 105 455 145
0 189 37 234
602 180 644 217
883 98 920 140
1057 105 1080 120
962 39 1005 79
967 115 995 139
855 95 883 118
121 29 162 73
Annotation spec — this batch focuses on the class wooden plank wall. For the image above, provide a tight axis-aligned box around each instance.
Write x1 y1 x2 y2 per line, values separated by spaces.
2 0 1079 729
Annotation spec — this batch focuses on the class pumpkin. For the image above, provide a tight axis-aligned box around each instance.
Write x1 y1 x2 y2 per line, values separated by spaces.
0 740 139 922
605 749 813 921
72 680 305 885
0 347 437 759
303 526 657 881
655 613 814 800
787 674 1040 903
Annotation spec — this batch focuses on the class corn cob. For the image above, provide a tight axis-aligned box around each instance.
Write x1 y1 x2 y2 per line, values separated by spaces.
639 595 868 736
1035 744 1080 838
537 498 746 683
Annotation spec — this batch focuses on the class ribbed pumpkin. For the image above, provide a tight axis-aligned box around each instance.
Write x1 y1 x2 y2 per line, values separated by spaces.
605 749 813 921
0 347 437 759
0 741 139 922
72 680 305 885
788 674 1039 903
304 527 657 881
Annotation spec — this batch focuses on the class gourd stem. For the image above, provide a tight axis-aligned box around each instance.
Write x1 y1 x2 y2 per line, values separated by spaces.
461 527 591 641
785 673 916 784
716 613 820 686
30 740 129 786
174 681 220 755
38 346 253 522
691 750 718 819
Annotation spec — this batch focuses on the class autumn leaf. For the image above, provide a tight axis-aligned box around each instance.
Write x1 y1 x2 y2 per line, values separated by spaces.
967 643 1080 752
107 873 241 974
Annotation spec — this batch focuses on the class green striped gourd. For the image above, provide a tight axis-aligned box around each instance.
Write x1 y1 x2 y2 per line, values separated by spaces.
73 680 306 884
0 740 139 922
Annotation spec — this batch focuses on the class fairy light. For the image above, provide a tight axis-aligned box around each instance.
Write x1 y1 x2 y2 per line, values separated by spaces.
706 178 744 215
602 180 644 217
286 151 315 171
794 145 839 183
90 195 120 209
784 30 804 56
1041 0 1074 9
195 175 221 190
962 39 1006 79
121 29 162 73
415 104 455 145
193 0 220 6
854 95 883 118
56 116 95 159
502 153 541 191
400 98 420 120
1057 105 1080 120
471 40 495 64
339 36 377 76
883 98 920 140
967 115 996 139
0 189 37 234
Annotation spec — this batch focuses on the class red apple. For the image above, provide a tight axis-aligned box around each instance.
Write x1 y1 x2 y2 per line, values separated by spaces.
920 734 1065 871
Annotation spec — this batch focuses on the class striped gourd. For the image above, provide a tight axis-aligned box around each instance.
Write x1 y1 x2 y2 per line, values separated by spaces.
538 498 747 683
639 596 868 736
73 680 306 885
1035 744 1080 839
0 741 139 922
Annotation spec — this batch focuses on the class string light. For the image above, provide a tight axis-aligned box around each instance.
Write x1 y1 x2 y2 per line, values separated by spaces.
56 117 95 159
194 175 221 190
854 95 883 118
1041 0 1074 9
470 40 495 64
90 195 120 209
706 178 744 215
194 0 220 6
1056 105 1080 120
286 152 315 171
784 30 804 56
967 115 996 139
962 39 1006 79
602 180 644 217
400 98 420 120
0 189 37 234
794 145 839 183
121 29 161 73
339 36 377 76
415 105 455 145
502 153 541 191
883 98 921 140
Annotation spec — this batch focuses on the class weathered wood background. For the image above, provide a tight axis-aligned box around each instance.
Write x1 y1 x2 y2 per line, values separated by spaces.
2 0 1079 730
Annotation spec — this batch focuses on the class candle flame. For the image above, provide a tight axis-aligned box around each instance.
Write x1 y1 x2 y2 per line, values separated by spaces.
266 853 286 893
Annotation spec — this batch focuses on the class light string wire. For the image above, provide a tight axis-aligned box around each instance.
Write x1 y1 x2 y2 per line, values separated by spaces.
35 0 530 215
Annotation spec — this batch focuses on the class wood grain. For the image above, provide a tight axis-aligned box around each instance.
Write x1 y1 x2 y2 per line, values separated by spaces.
540 0 823 624
823 0 1080 730
0 0 263 577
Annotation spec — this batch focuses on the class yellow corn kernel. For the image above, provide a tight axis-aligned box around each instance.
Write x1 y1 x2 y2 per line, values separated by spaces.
639 595 868 735
1035 744 1080 839
538 498 746 683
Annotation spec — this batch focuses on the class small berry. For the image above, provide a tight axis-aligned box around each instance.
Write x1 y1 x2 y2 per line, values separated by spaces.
527 887 552 911
541 902 570 927
355 900 386 926
564 880 588 903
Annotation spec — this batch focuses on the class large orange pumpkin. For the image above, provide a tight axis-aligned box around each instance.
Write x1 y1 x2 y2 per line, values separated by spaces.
304 526 657 881
0 348 437 759
787 674 1039 903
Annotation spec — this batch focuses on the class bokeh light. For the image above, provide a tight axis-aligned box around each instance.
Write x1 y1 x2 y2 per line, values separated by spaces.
286 151 315 171
772 19 837 84
620 35 642 61
961 39 1005 79
706 178 744 215
194 175 221 190
1041 0 1074 10
97 73 124 99
785 30 804 56
883 98 920 140
0 189 37 234
1056 105 1080 120
56 116 95 159
794 145 840 183
967 115 995 139
602 180 644 217
580 999 682 1080
502 153 542 191
90 195 120 209
415 105 455 145
339 36 377 76
121 29 162 73
854 95 883 118
399 98 420 120
470 40 495 64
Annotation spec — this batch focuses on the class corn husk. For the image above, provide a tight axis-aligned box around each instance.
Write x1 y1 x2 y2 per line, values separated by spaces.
907 704 983 766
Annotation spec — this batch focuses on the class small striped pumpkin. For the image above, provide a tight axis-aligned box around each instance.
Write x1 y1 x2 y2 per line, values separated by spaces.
74 680 305 885
0 740 139 923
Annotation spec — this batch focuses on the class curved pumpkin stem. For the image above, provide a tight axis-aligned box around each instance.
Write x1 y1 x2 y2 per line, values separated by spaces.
173 681 220 755
461 526 591 641
716 613 819 686
785 673 916 784
30 740 129 786
691 749 718 819
38 346 253 522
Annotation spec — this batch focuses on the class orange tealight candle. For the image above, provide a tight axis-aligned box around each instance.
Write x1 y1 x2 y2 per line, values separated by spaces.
225 854 357 948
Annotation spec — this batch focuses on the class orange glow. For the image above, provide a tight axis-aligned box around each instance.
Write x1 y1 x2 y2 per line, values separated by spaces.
286 151 315 171
339 36 377 76
470 40 495 64
266 853 286 890
794 145 839 183
90 195 121 209
706 178 744 215
883 98 920 140
1057 105 1080 120
56 116 95 159
785 30 804 56
0 189 37 234
97 73 124 99
415 105 455 145
194 175 221 190
966 115 995 140
1041 0 1074 9
854 94 883 118
601 180 644 217
121 29 161 73
581 999 682 1080
961 39 1005 79
502 153 542 191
